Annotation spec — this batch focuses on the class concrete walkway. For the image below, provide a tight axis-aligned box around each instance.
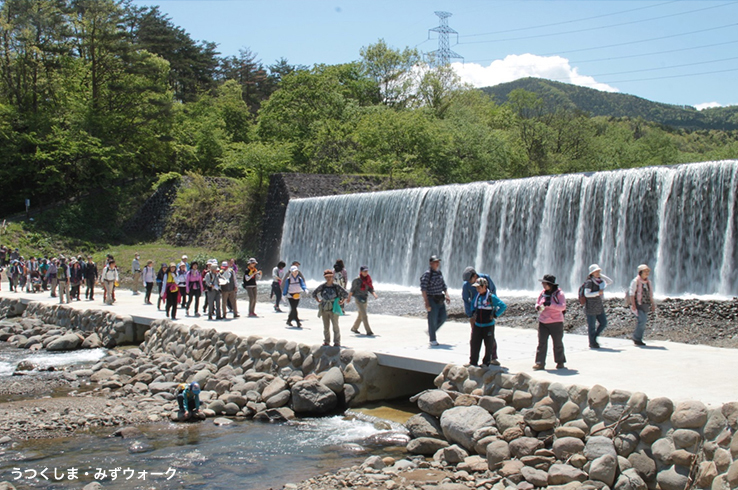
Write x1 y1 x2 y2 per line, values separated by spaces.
1 287 736 407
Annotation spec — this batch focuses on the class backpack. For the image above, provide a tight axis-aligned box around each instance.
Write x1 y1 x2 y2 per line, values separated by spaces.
578 282 587 306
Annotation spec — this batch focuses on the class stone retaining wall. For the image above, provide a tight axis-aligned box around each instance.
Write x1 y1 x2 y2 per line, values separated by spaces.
401 364 738 489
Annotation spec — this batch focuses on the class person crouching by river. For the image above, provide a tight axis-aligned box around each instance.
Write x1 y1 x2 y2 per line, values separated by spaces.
629 264 656 346
347 266 378 336
283 266 307 328
313 269 349 347
533 275 567 371
469 277 506 367
176 382 202 421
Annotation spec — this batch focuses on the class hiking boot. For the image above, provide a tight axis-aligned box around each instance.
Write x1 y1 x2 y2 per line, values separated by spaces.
556 363 566 369
532 364 544 371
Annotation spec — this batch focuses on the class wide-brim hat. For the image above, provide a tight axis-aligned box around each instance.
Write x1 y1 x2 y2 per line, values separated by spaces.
539 274 558 287
588 264 602 275
637 264 651 273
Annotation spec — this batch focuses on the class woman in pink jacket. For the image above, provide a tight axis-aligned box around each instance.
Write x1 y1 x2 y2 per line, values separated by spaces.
533 274 567 370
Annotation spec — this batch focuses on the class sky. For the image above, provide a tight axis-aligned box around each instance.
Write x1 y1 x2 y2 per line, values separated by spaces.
130 0 738 109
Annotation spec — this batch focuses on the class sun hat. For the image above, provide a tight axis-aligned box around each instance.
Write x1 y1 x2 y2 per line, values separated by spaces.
637 264 651 272
182 255 188 260
290 265 299 272
539 274 558 287
248 258 258 264
588 264 602 275
462 266 476 282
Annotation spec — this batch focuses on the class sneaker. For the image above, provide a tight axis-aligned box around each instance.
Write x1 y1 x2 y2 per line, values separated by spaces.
365 331 374 336
430 340 439 347
248 313 258 318
488 359 501 366
633 339 646 346
286 321 293 327
350 328 359 333
556 363 566 370
532 364 545 371
589 342 601 349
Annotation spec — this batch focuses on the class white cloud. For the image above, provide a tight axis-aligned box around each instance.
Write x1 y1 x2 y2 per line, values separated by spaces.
695 102 722 111
451 53 619 93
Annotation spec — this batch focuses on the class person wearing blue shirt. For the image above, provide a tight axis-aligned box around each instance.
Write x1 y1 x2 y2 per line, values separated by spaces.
469 277 506 367
463 267 499 364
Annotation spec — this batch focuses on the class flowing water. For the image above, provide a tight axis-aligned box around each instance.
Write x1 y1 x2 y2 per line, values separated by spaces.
0 346 412 489
280 160 738 296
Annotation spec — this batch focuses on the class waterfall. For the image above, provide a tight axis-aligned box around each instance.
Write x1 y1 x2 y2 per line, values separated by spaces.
279 160 738 296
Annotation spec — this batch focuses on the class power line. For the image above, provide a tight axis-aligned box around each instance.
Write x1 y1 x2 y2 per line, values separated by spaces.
461 0 677 39
458 2 738 45
600 67 738 84
541 22 738 56
589 56 738 77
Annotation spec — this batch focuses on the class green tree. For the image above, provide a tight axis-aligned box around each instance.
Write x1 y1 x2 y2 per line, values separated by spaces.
359 39 419 108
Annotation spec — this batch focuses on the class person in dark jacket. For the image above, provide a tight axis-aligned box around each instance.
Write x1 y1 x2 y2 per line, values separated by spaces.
469 278 507 367
346 266 378 336
583 264 613 349
84 257 98 300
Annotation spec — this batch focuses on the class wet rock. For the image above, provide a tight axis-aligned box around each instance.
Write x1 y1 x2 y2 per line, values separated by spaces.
406 413 443 439
291 378 337 415
407 437 449 455
213 417 234 426
128 440 154 454
46 333 82 351
112 426 143 439
14 360 36 372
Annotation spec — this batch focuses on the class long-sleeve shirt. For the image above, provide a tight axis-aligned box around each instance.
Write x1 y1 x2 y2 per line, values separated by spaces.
471 290 507 327
420 269 447 296
462 273 496 317
584 274 613 316
142 266 155 284
536 289 566 324
283 274 307 296
272 267 284 283
186 269 203 293
312 282 349 311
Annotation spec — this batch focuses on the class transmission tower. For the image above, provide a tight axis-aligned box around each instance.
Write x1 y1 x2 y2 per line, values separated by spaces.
427 11 463 67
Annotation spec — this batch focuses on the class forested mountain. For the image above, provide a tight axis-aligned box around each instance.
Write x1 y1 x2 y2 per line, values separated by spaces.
0 0 736 241
482 78 738 131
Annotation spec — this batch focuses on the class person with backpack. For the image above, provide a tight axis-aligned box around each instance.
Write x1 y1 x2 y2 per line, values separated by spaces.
161 263 180 320
219 261 239 319
313 269 349 347
347 265 379 336
533 274 567 370
185 261 203 316
420 255 451 347
203 261 222 320
100 260 119 305
175 382 202 420
581 264 614 349
629 264 656 346
84 257 98 301
468 277 507 367
462 266 499 364
283 265 307 328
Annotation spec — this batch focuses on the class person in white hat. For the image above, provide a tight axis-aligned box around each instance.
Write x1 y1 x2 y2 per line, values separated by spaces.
582 264 613 349
629 264 655 346
243 258 262 317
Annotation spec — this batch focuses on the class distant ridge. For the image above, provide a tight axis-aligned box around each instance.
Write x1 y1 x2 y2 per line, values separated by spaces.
481 77 738 131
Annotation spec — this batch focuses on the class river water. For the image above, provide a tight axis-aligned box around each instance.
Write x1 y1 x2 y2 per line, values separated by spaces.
0 346 414 489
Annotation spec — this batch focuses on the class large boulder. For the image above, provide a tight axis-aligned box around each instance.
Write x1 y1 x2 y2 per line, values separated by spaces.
290 379 337 414
320 367 344 394
671 400 708 429
646 397 674 423
418 390 454 417
81 333 102 349
406 413 443 439
46 333 82 351
440 405 495 452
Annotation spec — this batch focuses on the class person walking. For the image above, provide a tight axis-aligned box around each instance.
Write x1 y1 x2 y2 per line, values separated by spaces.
462 267 498 361
420 255 451 347
69 258 83 300
156 263 167 310
162 263 180 320
533 274 567 370
347 266 378 336
313 269 349 347
176 262 188 309
469 277 507 367
185 261 203 316
84 256 98 301
219 261 239 319
629 264 656 346
583 264 614 349
282 265 307 328
57 256 71 304
243 258 262 317
203 261 222 320
142 260 155 305
270 261 286 312
46 258 58 297
131 253 142 296
100 260 119 305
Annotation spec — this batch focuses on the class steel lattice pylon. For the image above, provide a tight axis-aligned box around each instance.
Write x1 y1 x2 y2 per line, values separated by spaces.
427 11 463 66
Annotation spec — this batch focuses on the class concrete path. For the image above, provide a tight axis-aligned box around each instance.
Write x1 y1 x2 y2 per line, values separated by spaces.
1 287 736 407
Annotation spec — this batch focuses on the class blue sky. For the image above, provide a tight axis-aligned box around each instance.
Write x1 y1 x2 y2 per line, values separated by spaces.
131 0 738 108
